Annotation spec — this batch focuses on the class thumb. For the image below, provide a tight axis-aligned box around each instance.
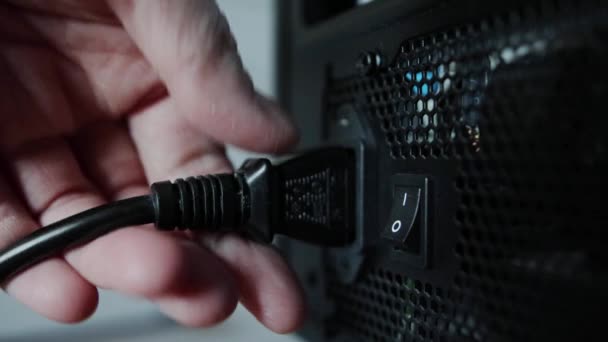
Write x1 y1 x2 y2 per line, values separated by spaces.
108 0 298 153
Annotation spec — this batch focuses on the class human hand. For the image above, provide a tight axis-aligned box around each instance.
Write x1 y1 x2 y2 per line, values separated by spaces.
0 0 304 332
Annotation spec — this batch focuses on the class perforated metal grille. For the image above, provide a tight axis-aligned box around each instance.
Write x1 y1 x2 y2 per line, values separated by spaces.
325 1 607 341
327 2 607 162
329 268 452 342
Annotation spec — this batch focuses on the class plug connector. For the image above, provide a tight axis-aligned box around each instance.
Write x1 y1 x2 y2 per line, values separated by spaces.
150 147 356 246
271 147 356 246
0 147 356 283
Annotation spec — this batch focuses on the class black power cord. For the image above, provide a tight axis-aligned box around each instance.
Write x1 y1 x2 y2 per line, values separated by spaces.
0 147 355 283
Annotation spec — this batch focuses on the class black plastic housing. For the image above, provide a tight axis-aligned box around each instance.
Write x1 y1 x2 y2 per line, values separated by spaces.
274 147 355 246
237 148 356 246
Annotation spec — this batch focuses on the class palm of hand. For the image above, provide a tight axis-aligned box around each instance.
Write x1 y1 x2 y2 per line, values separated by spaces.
0 0 302 332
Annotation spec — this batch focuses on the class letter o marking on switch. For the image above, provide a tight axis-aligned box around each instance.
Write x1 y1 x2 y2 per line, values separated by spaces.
391 220 402 233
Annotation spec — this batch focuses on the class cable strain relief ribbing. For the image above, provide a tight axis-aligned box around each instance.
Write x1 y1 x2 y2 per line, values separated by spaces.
150 174 248 231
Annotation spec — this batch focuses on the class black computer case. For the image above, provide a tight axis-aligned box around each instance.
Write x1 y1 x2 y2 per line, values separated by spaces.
276 1 607 341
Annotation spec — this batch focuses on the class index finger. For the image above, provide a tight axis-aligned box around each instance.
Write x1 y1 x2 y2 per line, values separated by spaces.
108 0 298 153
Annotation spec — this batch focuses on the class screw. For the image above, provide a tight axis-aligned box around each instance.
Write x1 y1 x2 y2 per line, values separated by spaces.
356 51 384 75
